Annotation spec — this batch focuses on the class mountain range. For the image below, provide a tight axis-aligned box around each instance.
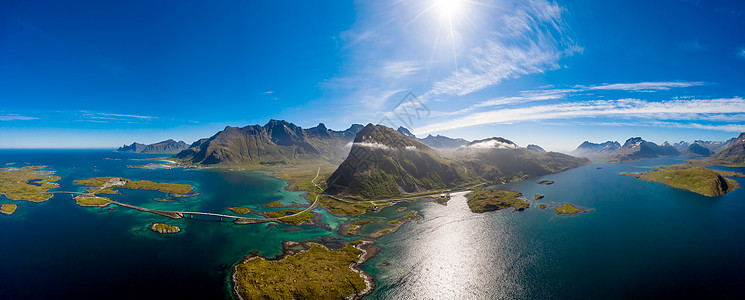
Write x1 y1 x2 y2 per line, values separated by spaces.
115 119 745 200
709 132 745 166
116 139 188 154
173 120 363 166
573 138 679 162
324 127 590 199
396 127 470 150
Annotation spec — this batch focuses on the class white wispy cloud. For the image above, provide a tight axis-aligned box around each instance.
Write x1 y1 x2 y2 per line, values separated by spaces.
413 97 745 134
586 81 704 91
383 61 422 78
80 110 157 122
0 114 37 121
425 0 580 97
428 41 566 96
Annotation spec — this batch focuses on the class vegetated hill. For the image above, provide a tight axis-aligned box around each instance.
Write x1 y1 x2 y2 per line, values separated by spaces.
116 139 188 154
622 167 742 197
396 126 470 150
572 138 679 162
709 132 745 166
324 124 471 199
572 141 621 158
174 120 363 166
455 138 591 183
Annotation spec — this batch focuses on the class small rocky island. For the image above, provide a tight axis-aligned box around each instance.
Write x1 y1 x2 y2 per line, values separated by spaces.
622 167 743 196
231 241 374 300
466 189 529 213
1 204 18 215
536 180 555 185
555 203 590 215
149 223 181 234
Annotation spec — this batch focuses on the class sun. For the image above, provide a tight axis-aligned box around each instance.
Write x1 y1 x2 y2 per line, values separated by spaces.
435 0 464 18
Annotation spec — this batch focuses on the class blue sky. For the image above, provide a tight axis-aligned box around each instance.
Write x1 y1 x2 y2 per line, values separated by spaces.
2 0 744 151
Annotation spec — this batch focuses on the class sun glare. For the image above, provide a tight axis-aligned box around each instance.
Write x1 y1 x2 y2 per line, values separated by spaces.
435 0 464 17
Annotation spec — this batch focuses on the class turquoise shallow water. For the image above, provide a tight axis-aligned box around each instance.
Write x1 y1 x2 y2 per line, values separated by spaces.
1 151 744 299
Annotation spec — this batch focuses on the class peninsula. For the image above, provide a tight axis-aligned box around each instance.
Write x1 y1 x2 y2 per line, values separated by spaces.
231 241 373 300
622 167 742 197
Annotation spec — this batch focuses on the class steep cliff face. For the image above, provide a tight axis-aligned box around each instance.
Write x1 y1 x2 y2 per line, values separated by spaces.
174 120 363 166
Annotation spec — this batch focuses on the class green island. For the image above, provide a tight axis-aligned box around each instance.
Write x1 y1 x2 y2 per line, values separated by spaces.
534 194 545 200
263 200 284 207
536 180 555 185
1 204 18 215
227 207 251 214
74 177 193 194
465 190 529 213
538 204 548 209
74 195 111 207
621 167 743 197
73 177 195 207
0 166 60 202
232 241 372 300
555 203 590 215
149 223 181 234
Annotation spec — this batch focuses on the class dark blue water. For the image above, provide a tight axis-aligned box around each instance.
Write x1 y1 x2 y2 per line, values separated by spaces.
2 151 744 299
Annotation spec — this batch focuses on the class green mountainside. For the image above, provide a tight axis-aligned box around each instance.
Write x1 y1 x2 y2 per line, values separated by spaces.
324 125 591 200
174 120 363 166
324 124 471 199
453 138 591 183
709 132 745 166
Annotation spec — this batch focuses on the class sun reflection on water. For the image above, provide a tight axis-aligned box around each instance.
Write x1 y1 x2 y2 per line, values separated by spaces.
374 191 527 299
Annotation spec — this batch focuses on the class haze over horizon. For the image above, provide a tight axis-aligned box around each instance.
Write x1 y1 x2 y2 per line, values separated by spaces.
2 0 744 151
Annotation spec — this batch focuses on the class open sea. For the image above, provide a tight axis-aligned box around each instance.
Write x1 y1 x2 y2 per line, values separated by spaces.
1 150 744 299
